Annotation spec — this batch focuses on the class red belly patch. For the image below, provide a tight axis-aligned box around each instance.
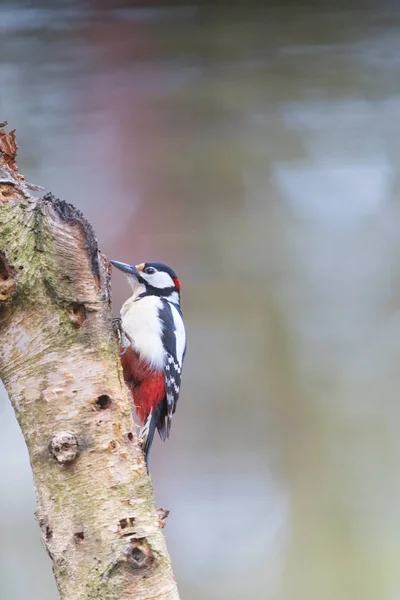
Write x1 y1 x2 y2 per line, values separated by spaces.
120 345 165 424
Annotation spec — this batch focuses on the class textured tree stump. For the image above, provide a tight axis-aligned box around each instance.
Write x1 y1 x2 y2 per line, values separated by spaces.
0 123 179 600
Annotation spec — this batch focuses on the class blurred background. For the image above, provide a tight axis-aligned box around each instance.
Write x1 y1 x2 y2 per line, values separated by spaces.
2 1 400 598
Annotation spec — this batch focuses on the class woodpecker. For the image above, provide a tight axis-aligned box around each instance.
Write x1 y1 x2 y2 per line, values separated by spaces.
110 259 186 469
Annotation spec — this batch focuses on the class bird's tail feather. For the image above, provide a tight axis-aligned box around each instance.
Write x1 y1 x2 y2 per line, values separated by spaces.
139 402 170 472
139 409 157 472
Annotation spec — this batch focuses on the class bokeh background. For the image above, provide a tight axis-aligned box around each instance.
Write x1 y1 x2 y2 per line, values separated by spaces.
2 1 400 599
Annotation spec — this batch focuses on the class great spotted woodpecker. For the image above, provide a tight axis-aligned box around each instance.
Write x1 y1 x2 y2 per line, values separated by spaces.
110 260 186 469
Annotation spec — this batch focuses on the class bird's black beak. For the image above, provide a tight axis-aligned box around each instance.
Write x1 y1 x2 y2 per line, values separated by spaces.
109 260 138 278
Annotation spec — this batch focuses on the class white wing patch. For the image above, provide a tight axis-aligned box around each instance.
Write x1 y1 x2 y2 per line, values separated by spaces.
164 352 182 432
170 303 186 365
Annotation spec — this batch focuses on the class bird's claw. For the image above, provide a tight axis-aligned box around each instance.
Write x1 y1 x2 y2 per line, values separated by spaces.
112 317 122 329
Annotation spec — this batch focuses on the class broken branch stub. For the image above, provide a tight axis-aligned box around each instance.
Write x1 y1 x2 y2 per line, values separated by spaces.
0 125 180 600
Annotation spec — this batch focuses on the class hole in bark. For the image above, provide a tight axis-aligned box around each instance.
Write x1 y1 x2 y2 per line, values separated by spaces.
131 548 144 562
95 395 112 410
124 538 153 570
74 532 84 542
0 183 17 199
119 517 135 530
46 526 52 541
67 302 86 327
127 432 133 442
0 252 16 302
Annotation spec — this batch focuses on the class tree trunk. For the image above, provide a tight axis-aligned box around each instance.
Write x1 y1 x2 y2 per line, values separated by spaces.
0 124 180 600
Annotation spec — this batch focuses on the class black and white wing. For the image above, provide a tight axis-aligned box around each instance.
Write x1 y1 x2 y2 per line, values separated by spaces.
157 299 186 439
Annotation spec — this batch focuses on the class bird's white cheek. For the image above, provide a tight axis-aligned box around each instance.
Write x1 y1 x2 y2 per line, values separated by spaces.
144 271 174 289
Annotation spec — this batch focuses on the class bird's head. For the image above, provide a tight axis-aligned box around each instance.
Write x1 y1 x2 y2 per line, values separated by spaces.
110 260 181 303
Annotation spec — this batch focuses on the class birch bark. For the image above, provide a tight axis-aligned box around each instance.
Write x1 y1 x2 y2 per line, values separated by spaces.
0 124 179 600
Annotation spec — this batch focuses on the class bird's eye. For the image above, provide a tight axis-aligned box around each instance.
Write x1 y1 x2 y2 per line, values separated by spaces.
144 266 156 274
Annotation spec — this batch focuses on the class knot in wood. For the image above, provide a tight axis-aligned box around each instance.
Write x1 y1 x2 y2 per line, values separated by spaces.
49 431 78 464
124 539 153 570
67 302 87 327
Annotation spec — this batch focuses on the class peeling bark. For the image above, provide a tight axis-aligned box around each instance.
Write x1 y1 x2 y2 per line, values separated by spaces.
0 125 180 600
